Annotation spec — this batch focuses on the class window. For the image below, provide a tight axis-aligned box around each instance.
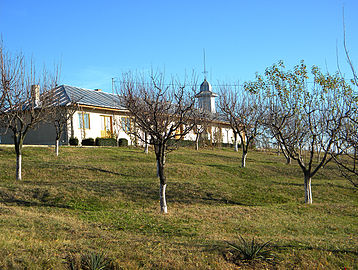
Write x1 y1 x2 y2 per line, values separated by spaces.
121 117 131 133
79 112 90 129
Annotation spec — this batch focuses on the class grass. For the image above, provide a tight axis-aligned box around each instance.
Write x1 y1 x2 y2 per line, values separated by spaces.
0 146 357 269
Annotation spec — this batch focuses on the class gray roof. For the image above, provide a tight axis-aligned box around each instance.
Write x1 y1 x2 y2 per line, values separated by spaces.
54 85 126 110
196 79 218 97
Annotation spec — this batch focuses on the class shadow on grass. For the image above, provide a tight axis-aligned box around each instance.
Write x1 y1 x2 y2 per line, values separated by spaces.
0 187 70 209
0 197 71 209
31 161 130 177
107 180 252 206
271 181 354 190
275 244 358 256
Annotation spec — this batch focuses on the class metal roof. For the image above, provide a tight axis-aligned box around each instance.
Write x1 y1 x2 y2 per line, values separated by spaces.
55 85 126 110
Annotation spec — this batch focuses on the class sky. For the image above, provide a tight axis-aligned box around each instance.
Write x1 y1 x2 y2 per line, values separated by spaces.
0 0 357 93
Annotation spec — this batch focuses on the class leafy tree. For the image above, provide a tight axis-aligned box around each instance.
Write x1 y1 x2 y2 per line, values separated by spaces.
246 61 353 204
331 15 358 189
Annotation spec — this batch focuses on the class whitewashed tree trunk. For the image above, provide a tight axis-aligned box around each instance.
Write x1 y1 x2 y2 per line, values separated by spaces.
55 139 59 156
16 154 22 180
286 157 291 165
195 134 199 151
234 140 238 152
234 133 239 152
304 175 312 204
160 183 167 213
241 152 247 168
144 132 149 154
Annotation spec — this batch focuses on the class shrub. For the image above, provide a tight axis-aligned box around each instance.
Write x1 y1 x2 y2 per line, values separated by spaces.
118 138 128 147
167 139 194 148
95 137 117 146
69 137 79 146
82 138 95 146
226 236 273 263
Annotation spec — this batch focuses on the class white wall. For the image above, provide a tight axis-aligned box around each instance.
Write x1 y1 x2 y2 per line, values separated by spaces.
69 109 133 145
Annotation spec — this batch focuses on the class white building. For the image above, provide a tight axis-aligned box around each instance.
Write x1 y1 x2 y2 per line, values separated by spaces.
1 81 238 146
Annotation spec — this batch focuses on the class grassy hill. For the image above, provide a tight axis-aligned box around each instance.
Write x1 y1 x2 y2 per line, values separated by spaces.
0 146 357 269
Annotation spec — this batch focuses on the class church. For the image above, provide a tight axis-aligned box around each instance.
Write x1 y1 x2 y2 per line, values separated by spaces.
0 79 236 147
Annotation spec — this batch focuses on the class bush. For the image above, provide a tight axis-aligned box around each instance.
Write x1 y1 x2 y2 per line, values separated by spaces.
167 139 194 148
81 138 95 146
95 137 117 146
69 137 78 146
118 138 128 147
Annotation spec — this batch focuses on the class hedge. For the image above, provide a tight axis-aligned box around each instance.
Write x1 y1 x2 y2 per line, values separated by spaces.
69 137 79 146
95 137 117 146
81 138 95 146
118 138 128 147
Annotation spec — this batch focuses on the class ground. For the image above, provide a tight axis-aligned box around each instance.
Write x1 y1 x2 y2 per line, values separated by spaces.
0 146 357 269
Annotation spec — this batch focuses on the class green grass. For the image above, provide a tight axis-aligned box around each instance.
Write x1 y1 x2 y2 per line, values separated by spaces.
0 146 357 269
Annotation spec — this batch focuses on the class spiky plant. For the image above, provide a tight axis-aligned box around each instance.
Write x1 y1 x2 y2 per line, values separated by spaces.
227 235 273 262
83 252 109 270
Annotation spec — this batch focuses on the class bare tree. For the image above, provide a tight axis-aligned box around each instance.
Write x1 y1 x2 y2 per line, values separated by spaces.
47 86 78 156
192 111 211 151
218 84 265 168
118 72 198 213
0 43 58 180
247 60 352 204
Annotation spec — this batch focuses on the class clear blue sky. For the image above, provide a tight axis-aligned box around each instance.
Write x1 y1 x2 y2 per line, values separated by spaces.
1 0 357 92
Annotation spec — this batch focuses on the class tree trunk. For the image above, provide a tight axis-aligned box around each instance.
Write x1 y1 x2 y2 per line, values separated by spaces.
70 116 74 138
234 138 238 152
144 132 149 154
160 182 167 214
155 145 167 213
16 153 22 180
280 144 291 165
234 132 239 152
55 139 59 156
304 174 312 204
14 134 24 181
241 151 247 168
195 134 199 151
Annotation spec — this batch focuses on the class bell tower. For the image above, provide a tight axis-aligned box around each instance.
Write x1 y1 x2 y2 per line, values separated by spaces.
195 50 217 113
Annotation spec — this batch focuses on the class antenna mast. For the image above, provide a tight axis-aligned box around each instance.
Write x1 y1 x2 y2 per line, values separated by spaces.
111 78 114 94
203 49 208 80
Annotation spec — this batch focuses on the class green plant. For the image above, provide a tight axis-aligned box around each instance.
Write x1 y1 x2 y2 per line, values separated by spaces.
95 137 117 146
69 137 79 146
227 236 273 262
83 252 109 270
118 138 128 147
82 138 95 146
66 252 112 270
